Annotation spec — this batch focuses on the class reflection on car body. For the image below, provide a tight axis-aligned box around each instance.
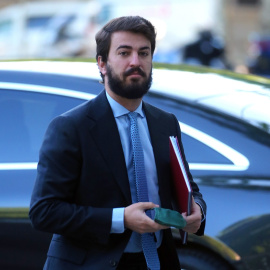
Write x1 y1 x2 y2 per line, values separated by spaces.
0 61 270 270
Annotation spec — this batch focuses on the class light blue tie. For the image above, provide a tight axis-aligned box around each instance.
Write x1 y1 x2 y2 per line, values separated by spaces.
128 112 160 270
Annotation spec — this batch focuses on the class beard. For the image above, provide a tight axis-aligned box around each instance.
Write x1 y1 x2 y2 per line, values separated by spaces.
106 64 152 99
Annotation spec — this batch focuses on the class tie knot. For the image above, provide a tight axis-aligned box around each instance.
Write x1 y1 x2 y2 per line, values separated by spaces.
128 111 138 120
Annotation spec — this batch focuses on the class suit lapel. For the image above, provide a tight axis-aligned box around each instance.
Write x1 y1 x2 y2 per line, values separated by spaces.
86 91 132 204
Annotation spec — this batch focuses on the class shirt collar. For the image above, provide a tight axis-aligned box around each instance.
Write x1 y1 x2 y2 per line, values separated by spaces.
106 91 144 118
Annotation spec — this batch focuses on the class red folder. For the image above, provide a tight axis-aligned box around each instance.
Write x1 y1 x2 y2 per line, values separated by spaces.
169 136 192 244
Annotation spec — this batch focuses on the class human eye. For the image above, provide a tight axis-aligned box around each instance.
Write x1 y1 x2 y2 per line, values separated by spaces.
139 51 149 57
118 51 129 56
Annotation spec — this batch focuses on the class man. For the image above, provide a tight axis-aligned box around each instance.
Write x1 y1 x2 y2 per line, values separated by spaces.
29 16 206 270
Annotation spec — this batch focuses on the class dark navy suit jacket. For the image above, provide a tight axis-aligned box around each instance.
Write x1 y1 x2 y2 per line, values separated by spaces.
29 90 206 269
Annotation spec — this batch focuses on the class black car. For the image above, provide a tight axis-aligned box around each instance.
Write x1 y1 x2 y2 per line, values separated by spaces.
1 61 270 270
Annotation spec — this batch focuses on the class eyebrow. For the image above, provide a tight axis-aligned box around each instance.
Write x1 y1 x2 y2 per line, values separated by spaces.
116 45 151 51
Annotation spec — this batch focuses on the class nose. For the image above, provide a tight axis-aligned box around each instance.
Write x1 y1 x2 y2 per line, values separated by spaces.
130 52 140 67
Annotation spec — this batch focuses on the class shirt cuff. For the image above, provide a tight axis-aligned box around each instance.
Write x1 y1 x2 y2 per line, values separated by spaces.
110 207 125 233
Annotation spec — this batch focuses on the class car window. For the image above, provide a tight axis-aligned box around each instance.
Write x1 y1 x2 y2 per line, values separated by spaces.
181 133 230 164
26 16 52 29
144 93 250 173
0 89 85 163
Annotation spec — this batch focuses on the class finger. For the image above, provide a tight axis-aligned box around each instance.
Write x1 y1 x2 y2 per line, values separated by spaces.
137 202 159 210
144 219 170 232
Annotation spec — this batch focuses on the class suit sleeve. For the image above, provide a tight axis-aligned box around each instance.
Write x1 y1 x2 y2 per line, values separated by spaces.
172 114 207 236
29 115 112 245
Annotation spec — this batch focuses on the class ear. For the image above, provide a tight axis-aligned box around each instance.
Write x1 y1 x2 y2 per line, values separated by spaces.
97 56 107 76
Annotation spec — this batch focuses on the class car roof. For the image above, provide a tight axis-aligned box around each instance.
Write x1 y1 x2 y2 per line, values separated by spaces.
1 60 270 132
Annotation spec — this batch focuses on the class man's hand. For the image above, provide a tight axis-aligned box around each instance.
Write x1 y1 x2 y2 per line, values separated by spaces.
182 197 202 233
124 202 169 234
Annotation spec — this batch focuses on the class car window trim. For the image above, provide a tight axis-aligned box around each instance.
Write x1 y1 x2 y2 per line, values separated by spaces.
0 82 96 100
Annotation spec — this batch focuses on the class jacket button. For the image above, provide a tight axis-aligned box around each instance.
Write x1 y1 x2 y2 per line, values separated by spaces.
109 260 117 267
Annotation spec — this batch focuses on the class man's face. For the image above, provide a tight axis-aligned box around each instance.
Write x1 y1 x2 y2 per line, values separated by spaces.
104 31 153 99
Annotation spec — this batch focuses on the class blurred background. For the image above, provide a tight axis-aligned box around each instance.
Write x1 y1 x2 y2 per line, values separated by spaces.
0 0 270 77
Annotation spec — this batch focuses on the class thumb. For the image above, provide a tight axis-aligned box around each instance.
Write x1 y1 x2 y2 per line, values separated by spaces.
182 212 187 218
